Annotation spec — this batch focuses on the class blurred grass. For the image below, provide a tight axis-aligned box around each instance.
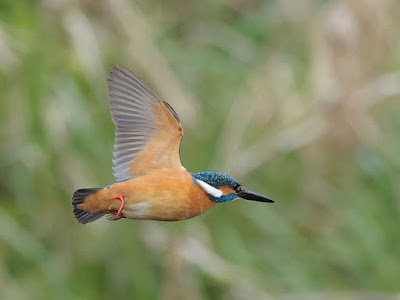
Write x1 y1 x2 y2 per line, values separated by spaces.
1 0 400 299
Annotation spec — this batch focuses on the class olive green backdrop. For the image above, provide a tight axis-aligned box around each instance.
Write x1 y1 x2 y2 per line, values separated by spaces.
1 0 400 299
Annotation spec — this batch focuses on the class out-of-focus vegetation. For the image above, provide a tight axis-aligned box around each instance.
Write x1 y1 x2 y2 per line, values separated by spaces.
1 0 400 299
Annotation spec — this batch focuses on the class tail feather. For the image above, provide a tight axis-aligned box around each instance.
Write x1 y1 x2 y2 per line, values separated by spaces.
72 188 104 224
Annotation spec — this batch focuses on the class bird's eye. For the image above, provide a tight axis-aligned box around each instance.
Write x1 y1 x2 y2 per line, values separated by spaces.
234 184 242 193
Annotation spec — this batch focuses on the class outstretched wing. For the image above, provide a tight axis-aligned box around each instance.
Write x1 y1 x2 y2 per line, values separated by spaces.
107 64 184 182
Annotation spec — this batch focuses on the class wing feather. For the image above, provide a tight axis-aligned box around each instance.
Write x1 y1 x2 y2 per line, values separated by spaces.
107 64 184 182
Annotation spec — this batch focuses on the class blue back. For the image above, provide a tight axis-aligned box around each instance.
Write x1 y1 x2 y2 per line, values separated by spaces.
192 172 240 202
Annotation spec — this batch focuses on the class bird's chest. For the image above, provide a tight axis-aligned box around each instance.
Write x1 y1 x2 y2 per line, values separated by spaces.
121 174 215 221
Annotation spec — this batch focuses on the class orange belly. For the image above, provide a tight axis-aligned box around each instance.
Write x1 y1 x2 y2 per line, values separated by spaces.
79 169 215 221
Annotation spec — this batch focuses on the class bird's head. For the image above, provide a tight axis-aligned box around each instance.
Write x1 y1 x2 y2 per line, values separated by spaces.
192 172 274 203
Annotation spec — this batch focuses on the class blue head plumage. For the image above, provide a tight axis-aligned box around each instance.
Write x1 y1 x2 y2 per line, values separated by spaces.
192 171 240 202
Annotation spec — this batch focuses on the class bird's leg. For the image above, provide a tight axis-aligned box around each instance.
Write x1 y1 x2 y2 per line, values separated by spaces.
107 195 125 221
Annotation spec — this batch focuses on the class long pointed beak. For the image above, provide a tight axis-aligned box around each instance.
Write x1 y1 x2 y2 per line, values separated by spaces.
237 187 274 203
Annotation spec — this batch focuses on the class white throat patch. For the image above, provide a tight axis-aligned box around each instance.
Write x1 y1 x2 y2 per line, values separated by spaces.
196 179 223 198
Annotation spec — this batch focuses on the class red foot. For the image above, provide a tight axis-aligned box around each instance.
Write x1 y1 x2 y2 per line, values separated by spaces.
107 195 125 221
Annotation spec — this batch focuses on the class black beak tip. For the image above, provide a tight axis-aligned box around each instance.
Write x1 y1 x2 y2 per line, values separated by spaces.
237 188 274 203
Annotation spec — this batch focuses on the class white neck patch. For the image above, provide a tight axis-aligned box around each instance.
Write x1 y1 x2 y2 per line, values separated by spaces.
196 179 223 198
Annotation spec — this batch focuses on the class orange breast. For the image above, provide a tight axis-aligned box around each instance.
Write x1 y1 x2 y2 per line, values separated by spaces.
82 169 215 221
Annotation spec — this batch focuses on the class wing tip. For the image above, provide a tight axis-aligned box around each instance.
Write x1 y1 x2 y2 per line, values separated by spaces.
116 64 127 71
108 64 160 101
110 64 135 80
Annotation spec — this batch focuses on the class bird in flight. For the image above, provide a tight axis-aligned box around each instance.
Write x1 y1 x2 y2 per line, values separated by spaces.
72 65 274 224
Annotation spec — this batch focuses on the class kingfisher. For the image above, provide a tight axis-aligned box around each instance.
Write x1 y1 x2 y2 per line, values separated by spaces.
72 65 274 224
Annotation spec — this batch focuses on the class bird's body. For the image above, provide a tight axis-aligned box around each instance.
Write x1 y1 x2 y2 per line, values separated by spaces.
77 169 217 221
72 65 273 224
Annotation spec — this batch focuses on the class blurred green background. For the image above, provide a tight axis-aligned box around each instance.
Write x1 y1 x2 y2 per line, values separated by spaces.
1 0 400 299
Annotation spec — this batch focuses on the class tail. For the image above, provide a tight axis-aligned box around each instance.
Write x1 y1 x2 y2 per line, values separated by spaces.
72 188 105 224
